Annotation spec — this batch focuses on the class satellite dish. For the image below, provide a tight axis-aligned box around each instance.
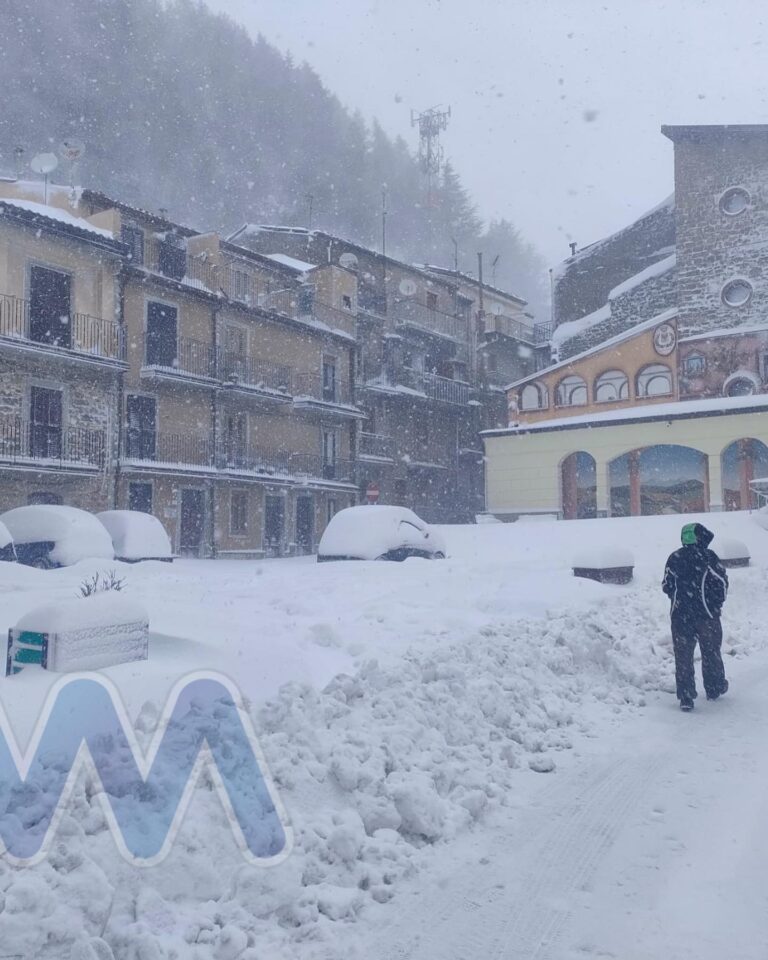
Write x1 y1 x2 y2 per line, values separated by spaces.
399 278 418 296
30 153 59 175
339 252 358 270
59 139 86 163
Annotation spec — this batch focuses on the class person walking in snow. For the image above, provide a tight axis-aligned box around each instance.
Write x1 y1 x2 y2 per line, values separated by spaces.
662 522 729 712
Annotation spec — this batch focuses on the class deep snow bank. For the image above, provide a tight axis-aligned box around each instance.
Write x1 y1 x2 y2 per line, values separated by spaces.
0 512 766 958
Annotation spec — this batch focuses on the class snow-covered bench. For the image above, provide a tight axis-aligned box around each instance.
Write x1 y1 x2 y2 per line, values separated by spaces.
572 547 634 585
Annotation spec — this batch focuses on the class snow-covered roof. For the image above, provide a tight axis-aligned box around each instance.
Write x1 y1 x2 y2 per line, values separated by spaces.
265 253 317 273
607 252 676 300
0 198 115 240
551 253 676 349
506 308 679 392
551 303 611 349
416 263 528 306
681 322 768 344
484 390 768 437
551 192 675 279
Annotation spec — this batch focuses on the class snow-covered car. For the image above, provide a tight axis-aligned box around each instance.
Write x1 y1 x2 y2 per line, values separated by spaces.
0 520 16 562
317 505 446 562
97 510 174 562
0 505 115 568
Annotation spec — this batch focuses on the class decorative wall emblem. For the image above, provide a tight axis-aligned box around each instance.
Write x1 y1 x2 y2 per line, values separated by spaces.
653 322 676 356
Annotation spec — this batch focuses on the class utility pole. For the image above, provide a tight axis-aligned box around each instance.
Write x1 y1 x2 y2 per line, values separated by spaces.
306 194 314 230
381 186 387 259
475 251 485 385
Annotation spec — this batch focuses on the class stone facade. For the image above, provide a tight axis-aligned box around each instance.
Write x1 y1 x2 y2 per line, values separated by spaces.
553 197 675 327
663 125 768 337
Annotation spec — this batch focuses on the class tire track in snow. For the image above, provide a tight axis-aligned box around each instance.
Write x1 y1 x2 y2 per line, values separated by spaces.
372 753 664 960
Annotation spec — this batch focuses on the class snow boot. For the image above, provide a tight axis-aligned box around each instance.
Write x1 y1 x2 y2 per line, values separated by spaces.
680 698 695 712
707 679 729 701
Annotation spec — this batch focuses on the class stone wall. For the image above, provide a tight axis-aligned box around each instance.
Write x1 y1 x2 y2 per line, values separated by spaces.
553 197 675 327
670 128 768 336
557 265 676 360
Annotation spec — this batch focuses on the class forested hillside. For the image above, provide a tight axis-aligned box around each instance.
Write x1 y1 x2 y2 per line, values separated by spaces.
1 0 547 315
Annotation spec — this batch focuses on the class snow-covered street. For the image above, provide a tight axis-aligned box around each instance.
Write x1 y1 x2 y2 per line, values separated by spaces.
1 511 768 958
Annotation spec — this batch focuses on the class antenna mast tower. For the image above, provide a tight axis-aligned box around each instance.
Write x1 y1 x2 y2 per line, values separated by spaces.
411 105 451 204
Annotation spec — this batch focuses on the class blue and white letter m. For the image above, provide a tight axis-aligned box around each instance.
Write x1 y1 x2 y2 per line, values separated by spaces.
0 672 292 866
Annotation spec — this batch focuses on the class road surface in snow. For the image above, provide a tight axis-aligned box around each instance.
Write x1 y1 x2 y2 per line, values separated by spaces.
363 651 768 960
0 510 767 958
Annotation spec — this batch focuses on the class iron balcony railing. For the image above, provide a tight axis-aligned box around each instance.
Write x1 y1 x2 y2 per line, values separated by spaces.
216 443 291 476
144 335 218 380
218 445 355 483
358 432 395 459
123 431 213 467
289 453 356 483
422 372 471 405
0 292 124 361
0 416 106 468
484 313 537 344
142 235 218 292
293 373 355 407
533 321 553 344
393 299 469 342
219 353 293 395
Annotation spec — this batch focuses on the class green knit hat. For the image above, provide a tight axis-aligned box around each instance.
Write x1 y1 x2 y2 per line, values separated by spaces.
681 523 698 545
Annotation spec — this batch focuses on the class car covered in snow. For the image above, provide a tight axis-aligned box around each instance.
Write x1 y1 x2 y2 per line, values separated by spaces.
97 510 174 562
0 505 115 568
0 520 16 563
317 505 446 562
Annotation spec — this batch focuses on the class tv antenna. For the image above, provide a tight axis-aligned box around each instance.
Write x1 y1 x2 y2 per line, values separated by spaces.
30 152 58 205
59 140 86 192
411 104 451 202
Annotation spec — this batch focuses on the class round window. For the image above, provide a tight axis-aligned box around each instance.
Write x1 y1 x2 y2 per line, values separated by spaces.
722 279 753 307
719 187 750 216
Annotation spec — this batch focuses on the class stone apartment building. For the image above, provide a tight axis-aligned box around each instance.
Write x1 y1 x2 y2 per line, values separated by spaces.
0 185 125 513
0 178 540 545
0 182 361 556
484 124 768 521
230 225 544 522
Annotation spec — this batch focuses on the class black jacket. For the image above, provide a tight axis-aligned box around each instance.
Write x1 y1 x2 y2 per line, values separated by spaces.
662 524 728 622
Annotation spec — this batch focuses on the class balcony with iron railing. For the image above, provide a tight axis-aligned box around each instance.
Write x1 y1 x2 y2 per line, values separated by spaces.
0 416 106 469
142 235 218 293
288 453 356 484
219 353 293 397
361 360 471 406
142 335 218 381
393 299 469 343
122 430 213 468
484 312 537 344
292 373 359 413
534 321 553 345
217 444 355 484
358 432 395 460
0 293 124 363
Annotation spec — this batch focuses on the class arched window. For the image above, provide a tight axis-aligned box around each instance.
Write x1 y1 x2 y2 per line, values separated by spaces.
637 363 672 398
555 375 587 407
594 369 629 402
725 374 757 397
520 383 546 411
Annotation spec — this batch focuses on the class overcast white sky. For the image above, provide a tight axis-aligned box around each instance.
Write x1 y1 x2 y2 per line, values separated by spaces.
204 0 768 267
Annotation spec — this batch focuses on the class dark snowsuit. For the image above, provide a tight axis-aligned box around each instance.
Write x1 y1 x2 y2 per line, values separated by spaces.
662 523 729 705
